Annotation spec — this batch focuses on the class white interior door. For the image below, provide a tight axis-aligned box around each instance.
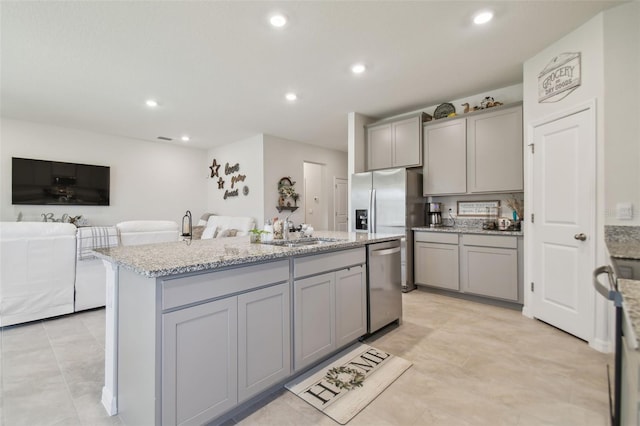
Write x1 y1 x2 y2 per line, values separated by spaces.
531 106 595 341
333 177 348 232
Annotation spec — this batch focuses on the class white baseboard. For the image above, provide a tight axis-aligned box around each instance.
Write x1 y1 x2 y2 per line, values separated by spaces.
101 386 117 416
521 306 533 318
589 337 612 354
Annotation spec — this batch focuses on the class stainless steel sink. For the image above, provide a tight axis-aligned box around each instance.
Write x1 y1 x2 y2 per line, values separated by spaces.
261 237 342 248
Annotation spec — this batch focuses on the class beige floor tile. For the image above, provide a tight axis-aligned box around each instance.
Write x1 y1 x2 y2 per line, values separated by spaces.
1 290 612 426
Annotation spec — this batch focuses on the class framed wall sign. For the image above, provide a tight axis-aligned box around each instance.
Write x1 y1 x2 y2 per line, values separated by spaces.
538 52 581 103
457 200 500 217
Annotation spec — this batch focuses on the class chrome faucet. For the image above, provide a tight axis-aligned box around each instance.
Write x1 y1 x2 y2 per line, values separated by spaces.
283 214 292 240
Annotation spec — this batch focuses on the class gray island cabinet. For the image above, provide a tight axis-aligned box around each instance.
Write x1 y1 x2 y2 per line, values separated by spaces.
95 232 399 426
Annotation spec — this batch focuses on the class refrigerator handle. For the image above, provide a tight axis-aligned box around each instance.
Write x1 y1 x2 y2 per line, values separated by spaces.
370 188 376 233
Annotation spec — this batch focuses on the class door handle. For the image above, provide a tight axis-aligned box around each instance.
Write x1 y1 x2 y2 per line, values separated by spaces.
574 233 587 241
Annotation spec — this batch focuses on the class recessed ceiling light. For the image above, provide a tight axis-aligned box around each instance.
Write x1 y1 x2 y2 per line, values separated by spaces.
270 14 287 28
473 11 493 25
351 63 366 74
285 92 297 101
145 99 158 107
181 135 190 142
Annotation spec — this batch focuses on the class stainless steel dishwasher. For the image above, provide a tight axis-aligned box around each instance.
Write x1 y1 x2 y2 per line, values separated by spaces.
367 240 402 334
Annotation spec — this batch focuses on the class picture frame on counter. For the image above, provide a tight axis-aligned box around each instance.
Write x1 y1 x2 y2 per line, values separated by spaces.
457 200 500 217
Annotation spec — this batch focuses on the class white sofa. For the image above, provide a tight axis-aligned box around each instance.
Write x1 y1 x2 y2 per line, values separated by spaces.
116 220 180 246
0 222 77 327
200 215 256 239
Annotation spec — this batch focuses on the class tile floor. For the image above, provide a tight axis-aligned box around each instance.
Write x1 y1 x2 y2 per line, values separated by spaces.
1 289 612 426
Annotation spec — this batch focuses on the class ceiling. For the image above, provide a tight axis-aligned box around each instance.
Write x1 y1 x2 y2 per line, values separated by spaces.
0 1 625 152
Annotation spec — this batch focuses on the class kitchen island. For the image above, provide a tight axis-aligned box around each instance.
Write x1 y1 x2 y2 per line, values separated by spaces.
95 231 402 426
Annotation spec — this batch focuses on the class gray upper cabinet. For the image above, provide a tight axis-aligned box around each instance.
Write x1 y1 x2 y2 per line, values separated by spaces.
423 118 467 195
422 103 523 196
367 124 393 170
467 105 523 193
366 113 425 170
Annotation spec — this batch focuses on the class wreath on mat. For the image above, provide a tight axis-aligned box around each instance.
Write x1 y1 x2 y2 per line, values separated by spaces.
324 366 366 390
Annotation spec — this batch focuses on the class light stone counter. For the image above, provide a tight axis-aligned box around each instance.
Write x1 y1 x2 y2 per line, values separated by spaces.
94 231 401 278
412 226 523 237
605 225 640 350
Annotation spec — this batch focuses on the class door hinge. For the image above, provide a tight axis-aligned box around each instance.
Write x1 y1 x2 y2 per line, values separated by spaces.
531 213 535 223
531 282 534 292
528 143 535 154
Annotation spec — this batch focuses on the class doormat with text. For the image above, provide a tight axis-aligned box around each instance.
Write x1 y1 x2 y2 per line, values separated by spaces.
285 344 412 424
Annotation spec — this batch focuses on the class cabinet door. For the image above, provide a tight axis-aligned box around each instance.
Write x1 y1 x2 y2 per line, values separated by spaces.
367 123 393 170
237 283 291 403
461 245 518 301
335 265 366 349
467 105 523 193
423 119 467 195
393 115 422 167
294 273 336 371
414 241 459 290
162 298 238 426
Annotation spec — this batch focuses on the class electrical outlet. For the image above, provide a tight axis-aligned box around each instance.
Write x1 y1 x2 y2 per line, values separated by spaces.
616 202 633 220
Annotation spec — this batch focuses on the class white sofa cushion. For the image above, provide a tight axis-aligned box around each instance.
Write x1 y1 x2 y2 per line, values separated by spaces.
116 220 179 246
201 215 255 239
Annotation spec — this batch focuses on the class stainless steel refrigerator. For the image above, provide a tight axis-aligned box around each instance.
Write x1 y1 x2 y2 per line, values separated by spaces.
351 168 425 292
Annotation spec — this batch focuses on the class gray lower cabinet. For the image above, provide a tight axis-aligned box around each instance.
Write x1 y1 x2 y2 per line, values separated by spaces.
414 231 523 304
294 272 336 370
414 232 460 290
621 315 640 426
237 283 291 403
162 298 239 426
293 248 366 371
335 266 367 348
460 235 519 301
161 281 291 426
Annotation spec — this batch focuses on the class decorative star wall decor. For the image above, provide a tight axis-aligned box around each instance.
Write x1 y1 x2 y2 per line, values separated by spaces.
209 159 220 178
217 177 225 189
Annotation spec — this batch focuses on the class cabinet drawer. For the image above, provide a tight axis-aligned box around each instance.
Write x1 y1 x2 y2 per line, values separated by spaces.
462 234 517 249
294 248 365 279
414 232 458 245
161 260 289 310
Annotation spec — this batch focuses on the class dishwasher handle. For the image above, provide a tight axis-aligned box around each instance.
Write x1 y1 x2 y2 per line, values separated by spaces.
593 265 622 307
370 246 401 256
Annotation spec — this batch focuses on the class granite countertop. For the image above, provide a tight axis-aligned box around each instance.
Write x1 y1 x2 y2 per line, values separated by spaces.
94 231 401 278
412 226 523 237
605 225 640 349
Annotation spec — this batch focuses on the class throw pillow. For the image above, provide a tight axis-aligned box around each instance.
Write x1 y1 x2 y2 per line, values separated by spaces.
201 225 219 240
191 226 206 240
216 228 238 238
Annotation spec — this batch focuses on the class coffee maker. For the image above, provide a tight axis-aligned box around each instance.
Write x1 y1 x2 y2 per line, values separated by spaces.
428 202 442 227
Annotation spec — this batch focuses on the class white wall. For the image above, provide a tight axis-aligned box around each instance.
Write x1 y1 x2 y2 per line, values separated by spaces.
603 1 640 226
0 118 207 225
263 135 348 231
206 135 264 226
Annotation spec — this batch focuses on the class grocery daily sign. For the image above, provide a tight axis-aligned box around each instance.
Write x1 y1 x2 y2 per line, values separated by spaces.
538 52 581 103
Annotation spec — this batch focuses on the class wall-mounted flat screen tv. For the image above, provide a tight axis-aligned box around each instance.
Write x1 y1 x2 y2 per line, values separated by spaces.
12 157 110 206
